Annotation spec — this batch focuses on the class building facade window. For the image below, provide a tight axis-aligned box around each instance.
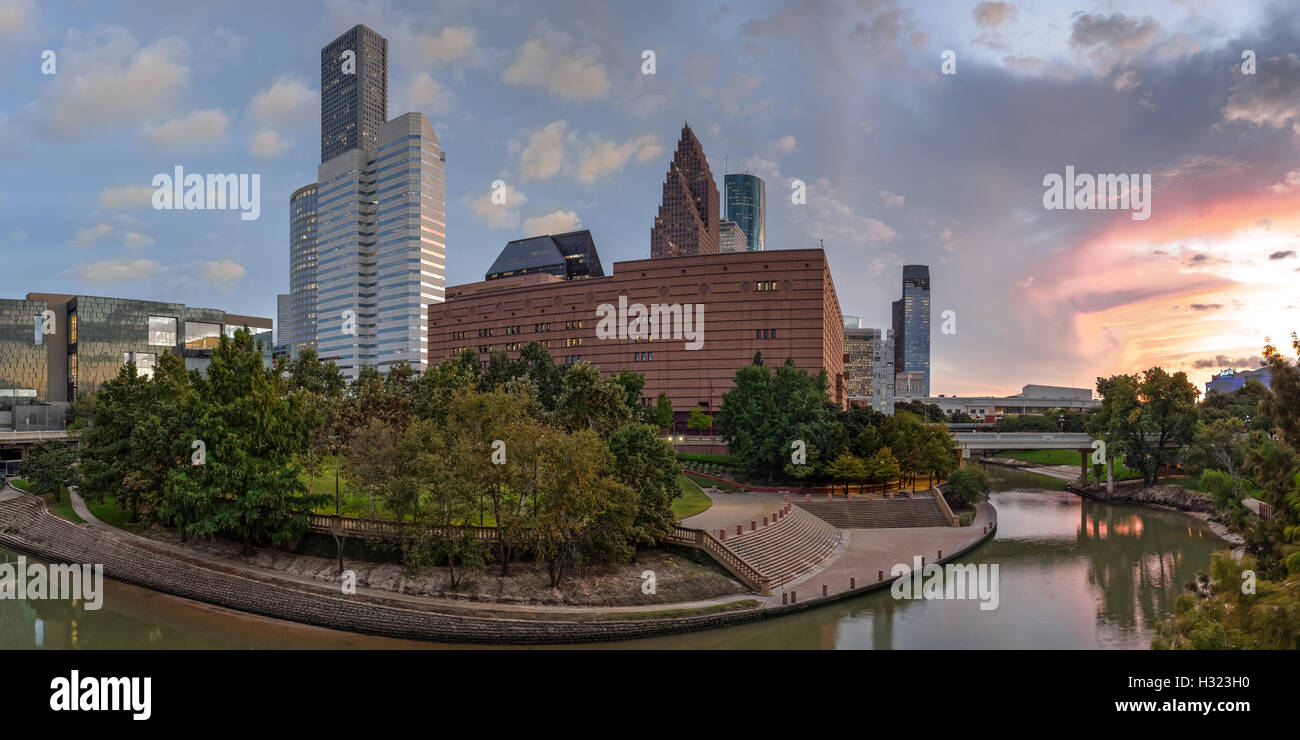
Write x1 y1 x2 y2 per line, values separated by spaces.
184 321 222 351
148 316 177 346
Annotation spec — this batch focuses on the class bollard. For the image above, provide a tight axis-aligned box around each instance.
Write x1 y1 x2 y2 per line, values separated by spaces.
782 592 788 605
719 530 725 541
938 550 942 559
805 493 811 502
850 577 856 589
878 570 884 581
822 584 828 597
763 516 768 526
751 520 756 531
791 591 796 603
826 492 832 501
922 555 926 565
737 524 743 536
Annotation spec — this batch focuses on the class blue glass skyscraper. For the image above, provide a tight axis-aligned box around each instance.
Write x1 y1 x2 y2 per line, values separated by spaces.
724 173 765 251
899 265 930 397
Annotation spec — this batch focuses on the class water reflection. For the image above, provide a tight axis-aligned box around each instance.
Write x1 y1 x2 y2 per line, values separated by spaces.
0 464 1228 650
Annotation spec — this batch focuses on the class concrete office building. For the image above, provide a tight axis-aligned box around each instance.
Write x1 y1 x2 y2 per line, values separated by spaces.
288 183 318 354
430 249 847 424
320 24 388 161
725 173 765 252
844 324 880 400
718 220 748 254
276 293 291 349
872 329 895 414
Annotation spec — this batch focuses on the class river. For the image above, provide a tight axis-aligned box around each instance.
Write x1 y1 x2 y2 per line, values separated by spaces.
0 464 1227 649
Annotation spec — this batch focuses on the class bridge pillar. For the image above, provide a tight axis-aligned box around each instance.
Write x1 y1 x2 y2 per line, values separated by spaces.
1080 449 1089 482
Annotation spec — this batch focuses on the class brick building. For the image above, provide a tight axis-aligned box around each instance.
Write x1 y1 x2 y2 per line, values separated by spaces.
429 249 847 426
650 124 721 258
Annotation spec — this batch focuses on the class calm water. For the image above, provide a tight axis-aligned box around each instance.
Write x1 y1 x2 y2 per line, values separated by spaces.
0 465 1226 649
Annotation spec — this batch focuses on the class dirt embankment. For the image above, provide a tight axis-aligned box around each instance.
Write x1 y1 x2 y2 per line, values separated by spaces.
1070 480 1215 513
133 524 748 607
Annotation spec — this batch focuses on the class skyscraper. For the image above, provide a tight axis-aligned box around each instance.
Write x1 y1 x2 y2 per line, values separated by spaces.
873 329 895 414
276 293 291 348
898 265 931 397
725 173 765 251
288 182 317 354
307 25 446 380
650 124 720 258
320 25 388 162
315 114 446 379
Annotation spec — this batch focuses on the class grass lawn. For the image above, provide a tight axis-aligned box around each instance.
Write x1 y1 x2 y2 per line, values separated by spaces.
997 449 1144 482
673 475 714 520
683 472 742 493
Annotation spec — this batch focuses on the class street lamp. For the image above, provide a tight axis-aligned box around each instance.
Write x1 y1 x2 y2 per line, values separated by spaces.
1058 414 1065 432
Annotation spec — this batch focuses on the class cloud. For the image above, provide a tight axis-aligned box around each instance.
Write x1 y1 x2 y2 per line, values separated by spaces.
1191 354 1265 369
520 121 568 180
141 108 229 148
1269 250 1296 260
249 75 317 127
1223 53 1300 130
72 224 113 245
879 190 905 207
43 27 189 138
1188 303 1222 311
249 128 290 157
418 26 478 63
1069 13 1160 73
577 134 662 184
469 183 527 230
1016 276 1035 288
123 232 155 248
523 210 582 237
772 135 798 154
99 185 155 209
1270 169 1300 194
973 2 1014 29
503 32 608 101
73 259 158 283
203 260 245 282
0 0 34 38
404 72 452 114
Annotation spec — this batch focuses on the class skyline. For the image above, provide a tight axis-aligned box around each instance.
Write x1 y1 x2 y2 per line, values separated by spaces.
2 0 1298 395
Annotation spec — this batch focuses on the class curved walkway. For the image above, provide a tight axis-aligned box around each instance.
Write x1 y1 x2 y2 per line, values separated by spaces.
0 485 999 644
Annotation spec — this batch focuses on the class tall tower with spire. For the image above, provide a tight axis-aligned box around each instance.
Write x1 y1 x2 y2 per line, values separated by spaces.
650 124 721 258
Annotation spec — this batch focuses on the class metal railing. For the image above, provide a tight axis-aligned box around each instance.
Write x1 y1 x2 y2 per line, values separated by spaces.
666 525 771 595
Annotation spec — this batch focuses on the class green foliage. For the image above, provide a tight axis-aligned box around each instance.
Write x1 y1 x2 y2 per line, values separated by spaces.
1154 553 1300 649
686 405 713 432
718 358 835 482
607 423 682 546
945 466 992 507
18 441 76 503
646 391 674 431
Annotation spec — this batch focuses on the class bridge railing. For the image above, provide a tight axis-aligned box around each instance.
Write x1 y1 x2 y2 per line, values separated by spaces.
306 513 499 543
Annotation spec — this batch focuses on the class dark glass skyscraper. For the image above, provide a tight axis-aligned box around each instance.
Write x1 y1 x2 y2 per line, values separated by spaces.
320 24 388 162
898 265 930 397
725 173 765 251
650 124 720 258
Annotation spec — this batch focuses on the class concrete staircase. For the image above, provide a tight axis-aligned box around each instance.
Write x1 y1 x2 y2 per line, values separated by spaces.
795 498 949 529
723 507 841 588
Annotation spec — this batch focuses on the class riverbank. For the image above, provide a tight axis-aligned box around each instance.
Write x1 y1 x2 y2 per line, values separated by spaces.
0 484 1000 645
1067 480 1246 546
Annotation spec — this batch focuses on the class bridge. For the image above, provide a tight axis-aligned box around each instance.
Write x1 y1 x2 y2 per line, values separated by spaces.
0 430 74 476
951 432 1096 477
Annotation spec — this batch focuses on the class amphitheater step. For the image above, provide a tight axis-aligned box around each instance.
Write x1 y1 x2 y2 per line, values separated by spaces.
794 498 949 529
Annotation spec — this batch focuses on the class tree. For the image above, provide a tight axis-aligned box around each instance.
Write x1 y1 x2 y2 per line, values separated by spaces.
825 452 866 496
686 405 713 433
400 418 488 589
862 447 901 485
163 328 325 555
646 392 673 433
945 466 992 507
1184 417 1249 492
343 418 402 518
1137 367 1200 484
19 441 76 503
607 423 681 548
551 362 633 436
283 348 346 398
718 358 833 482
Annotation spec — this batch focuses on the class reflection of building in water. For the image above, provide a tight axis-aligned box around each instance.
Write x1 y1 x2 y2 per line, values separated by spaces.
1078 509 1143 539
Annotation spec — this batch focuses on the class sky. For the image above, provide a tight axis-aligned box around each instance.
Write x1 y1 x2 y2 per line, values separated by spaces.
1 0 1298 396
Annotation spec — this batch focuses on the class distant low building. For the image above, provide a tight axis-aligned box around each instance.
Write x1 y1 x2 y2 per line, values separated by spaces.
718 220 748 253
1205 367 1272 395
900 384 1100 421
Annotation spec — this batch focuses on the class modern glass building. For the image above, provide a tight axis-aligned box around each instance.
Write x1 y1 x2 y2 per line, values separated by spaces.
898 265 931 397
289 183 318 354
725 173 765 252
2 293 270 403
320 24 388 162
316 114 446 379
485 230 604 282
